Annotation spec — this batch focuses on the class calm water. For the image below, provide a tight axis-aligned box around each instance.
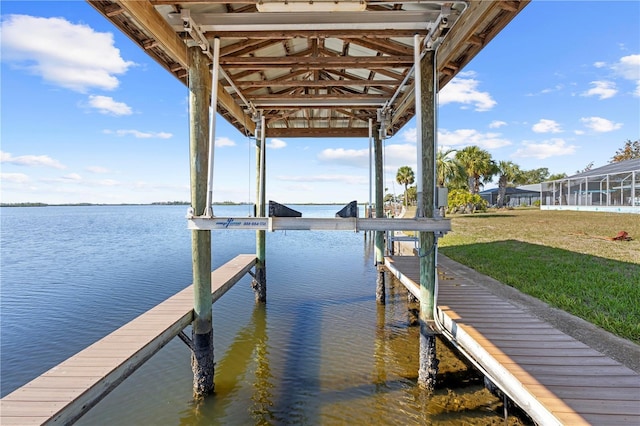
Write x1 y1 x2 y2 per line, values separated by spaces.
1 205 523 425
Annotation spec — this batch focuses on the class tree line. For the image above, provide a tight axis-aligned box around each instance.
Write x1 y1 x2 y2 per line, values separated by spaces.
394 139 639 210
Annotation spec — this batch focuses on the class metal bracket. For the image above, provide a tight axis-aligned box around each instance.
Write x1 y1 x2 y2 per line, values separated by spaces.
181 9 210 52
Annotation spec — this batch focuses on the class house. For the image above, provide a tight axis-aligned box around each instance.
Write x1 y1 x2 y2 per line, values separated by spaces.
540 159 640 214
479 186 540 207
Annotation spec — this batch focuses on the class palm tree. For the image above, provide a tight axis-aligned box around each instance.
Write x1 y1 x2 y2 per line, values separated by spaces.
455 146 496 194
496 161 522 207
396 166 415 207
436 149 464 188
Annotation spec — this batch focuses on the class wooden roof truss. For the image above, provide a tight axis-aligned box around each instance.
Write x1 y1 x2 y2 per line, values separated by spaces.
88 0 529 138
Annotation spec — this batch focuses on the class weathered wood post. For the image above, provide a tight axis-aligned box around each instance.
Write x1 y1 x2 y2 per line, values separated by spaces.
253 114 267 303
374 125 386 304
416 37 439 390
188 46 214 397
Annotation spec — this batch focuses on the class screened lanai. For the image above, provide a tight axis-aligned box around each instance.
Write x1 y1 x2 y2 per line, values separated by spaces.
540 159 640 214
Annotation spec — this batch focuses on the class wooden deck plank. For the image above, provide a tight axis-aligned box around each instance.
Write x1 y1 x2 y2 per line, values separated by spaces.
538 398 640 415
494 355 625 366
1 417 49 426
523 374 640 387
527 385 640 401
513 364 635 376
580 414 640 426
384 255 640 426
1 254 256 426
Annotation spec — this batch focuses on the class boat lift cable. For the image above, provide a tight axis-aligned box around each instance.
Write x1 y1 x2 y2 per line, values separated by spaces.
246 114 254 215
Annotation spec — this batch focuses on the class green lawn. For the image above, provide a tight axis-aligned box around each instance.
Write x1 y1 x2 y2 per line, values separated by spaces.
415 208 640 343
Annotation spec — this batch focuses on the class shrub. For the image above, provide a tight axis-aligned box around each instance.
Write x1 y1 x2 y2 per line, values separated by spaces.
447 189 488 214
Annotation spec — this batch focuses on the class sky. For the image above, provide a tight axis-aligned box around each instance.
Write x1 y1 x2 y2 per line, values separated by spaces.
1 1 639 205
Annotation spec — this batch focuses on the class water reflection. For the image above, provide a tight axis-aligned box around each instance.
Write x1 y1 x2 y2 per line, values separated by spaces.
4 206 532 425
179 304 273 425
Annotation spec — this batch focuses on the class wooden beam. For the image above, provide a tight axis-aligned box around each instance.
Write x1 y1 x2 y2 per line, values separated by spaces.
219 55 414 68
117 0 188 67
220 38 286 57
114 0 255 134
340 37 413 56
236 79 400 88
437 0 530 88
151 0 256 3
202 29 430 39
188 45 214 398
374 125 385 303
265 127 370 138
417 48 438 391
251 93 386 100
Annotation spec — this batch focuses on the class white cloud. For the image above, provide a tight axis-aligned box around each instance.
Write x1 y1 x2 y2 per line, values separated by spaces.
582 81 617 99
489 120 507 129
440 73 496 111
580 116 623 132
1 15 134 92
267 138 287 149
438 129 511 150
593 61 607 68
383 144 418 169
532 119 562 134
85 166 110 174
611 54 640 97
401 128 417 143
612 54 640 80
1 173 30 183
317 147 368 168
88 95 132 116
1 150 66 169
215 136 236 147
62 173 82 181
526 84 564 96
397 126 510 150
105 129 172 139
512 139 577 159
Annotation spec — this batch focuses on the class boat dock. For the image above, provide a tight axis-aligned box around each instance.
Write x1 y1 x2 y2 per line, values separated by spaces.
0 255 256 426
385 255 640 425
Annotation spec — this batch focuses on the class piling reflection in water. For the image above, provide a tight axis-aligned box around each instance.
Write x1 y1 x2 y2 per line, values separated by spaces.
173 278 530 425
179 304 274 425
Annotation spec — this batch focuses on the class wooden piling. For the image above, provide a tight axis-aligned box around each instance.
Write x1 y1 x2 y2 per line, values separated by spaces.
374 127 386 304
417 48 439 390
253 115 267 303
188 46 214 397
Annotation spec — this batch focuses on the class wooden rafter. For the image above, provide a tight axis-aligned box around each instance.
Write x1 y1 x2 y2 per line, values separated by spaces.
87 0 530 138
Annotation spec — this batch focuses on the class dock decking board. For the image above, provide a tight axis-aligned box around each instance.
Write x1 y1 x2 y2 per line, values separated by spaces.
384 255 640 425
1 254 256 426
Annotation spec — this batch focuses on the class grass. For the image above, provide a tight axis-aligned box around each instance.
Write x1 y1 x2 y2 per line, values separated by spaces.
409 207 640 343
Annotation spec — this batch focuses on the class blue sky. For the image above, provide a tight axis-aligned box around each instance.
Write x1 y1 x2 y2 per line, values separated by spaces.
1 1 639 204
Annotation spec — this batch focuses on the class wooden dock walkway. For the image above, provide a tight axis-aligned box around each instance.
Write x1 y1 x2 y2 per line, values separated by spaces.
385 255 640 426
1 254 256 426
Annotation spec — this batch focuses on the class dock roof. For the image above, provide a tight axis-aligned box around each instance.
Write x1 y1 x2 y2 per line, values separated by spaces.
87 0 529 138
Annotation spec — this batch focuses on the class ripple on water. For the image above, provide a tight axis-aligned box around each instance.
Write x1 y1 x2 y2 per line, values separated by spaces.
3 206 530 425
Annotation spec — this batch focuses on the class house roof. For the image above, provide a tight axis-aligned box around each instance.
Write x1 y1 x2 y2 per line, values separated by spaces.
479 187 539 196
563 159 640 180
87 0 529 138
